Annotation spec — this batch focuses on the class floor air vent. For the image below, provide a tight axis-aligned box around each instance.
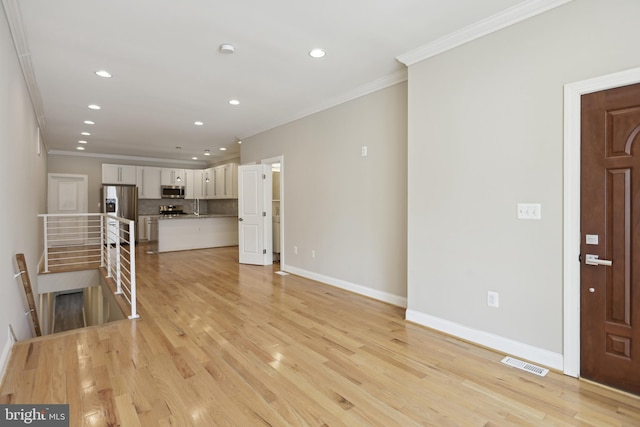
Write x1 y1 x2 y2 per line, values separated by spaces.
275 271 289 276
501 356 549 377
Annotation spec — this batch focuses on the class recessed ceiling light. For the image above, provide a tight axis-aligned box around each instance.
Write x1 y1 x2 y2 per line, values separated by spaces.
81 132 91 136
204 150 211 156
88 104 101 110
76 146 85 150
309 48 326 58
95 70 112 78
237 140 242 144
78 140 87 144
220 147 227 151
192 157 198 160
228 99 240 106
84 120 95 125
194 121 204 126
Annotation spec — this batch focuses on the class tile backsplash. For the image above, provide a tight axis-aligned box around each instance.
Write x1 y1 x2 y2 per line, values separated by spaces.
207 199 238 215
138 198 238 216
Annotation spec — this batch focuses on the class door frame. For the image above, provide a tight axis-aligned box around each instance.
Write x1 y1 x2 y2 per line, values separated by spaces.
563 66 640 377
262 155 285 268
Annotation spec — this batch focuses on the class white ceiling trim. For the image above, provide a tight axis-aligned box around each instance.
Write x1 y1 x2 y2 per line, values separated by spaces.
2 0 46 132
239 68 408 140
47 150 216 167
396 0 574 66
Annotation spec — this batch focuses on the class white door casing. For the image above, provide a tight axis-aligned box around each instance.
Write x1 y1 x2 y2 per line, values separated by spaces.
238 164 272 265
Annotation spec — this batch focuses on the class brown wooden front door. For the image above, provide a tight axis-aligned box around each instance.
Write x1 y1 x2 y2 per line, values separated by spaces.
581 83 640 395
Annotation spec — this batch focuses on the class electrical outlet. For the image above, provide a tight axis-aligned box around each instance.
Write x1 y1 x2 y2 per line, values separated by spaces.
311 250 316 259
293 246 298 255
487 291 499 308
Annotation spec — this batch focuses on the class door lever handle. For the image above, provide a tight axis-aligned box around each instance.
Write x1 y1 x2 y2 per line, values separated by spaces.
585 254 612 266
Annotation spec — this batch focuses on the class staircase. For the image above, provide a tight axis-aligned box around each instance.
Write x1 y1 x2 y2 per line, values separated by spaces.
33 213 140 335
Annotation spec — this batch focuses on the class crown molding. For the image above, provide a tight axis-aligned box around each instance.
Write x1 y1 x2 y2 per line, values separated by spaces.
396 0 574 66
47 150 211 167
2 0 46 130
239 68 408 140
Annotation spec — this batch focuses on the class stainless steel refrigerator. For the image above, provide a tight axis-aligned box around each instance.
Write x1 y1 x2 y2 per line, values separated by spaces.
101 185 138 244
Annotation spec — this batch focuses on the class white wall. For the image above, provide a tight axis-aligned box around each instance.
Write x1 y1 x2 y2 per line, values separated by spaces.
407 0 640 366
0 4 48 376
242 83 408 305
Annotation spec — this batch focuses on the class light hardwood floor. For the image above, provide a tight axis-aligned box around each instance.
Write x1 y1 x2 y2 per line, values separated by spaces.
2 245 640 426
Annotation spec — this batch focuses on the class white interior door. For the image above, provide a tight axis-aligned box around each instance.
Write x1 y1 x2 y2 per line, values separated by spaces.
47 174 88 246
238 164 272 265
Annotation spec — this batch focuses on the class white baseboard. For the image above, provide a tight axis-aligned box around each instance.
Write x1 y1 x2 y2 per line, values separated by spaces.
0 326 16 385
405 309 563 371
281 264 407 308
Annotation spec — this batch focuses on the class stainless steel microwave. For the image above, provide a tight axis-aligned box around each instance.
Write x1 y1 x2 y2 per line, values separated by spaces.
161 185 185 199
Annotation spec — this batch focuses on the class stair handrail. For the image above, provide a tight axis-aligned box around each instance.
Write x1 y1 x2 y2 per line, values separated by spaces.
38 213 139 320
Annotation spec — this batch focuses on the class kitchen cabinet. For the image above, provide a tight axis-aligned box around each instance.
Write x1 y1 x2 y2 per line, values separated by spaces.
214 166 225 198
226 163 238 198
203 168 215 199
138 215 149 241
185 169 207 200
136 166 161 199
213 163 238 199
186 169 205 199
158 216 238 252
102 164 137 185
161 168 185 186
184 169 194 199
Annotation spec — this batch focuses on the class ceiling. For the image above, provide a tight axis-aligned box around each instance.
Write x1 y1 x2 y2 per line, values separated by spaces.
8 0 527 165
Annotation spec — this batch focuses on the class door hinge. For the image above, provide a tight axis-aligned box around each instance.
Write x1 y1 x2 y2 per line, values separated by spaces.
263 212 266 217
263 249 267 254
263 174 266 179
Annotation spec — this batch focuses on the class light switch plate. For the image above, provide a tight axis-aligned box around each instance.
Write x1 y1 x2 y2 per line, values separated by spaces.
488 291 499 308
517 203 541 220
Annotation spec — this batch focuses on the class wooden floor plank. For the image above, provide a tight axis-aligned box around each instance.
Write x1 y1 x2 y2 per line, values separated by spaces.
2 244 640 426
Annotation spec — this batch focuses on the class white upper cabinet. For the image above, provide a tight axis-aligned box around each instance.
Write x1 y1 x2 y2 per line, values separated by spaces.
137 166 162 199
184 169 194 199
213 163 238 199
214 166 225 198
192 169 205 199
185 169 205 199
102 163 236 198
102 164 137 184
203 168 215 199
226 163 238 198
161 168 186 186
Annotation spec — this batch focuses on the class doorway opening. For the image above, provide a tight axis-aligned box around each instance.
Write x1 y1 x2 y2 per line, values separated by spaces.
262 156 284 268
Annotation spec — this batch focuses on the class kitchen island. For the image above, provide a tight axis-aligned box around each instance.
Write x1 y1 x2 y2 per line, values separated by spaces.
157 214 238 253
